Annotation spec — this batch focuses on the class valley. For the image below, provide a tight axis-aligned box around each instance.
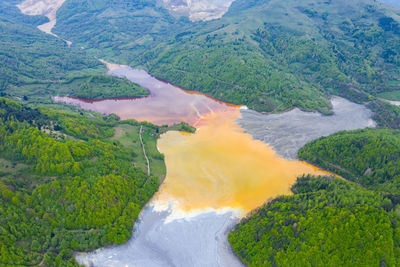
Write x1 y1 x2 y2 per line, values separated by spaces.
62 66 372 266
17 0 72 45
2 0 400 266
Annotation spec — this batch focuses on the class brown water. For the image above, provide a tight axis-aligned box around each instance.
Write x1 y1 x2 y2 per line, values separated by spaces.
54 68 235 126
55 66 331 213
157 109 330 212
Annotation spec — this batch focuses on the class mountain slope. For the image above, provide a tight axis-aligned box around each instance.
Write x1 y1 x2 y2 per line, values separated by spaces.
1 1 152 104
229 176 400 266
52 0 400 119
53 0 192 63
0 98 163 266
142 0 400 114
298 128 400 193
0 0 102 88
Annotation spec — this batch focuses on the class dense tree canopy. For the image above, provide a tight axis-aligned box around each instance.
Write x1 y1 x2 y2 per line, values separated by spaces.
298 129 400 193
0 1 149 103
0 98 164 265
141 0 400 119
229 176 400 266
55 75 149 100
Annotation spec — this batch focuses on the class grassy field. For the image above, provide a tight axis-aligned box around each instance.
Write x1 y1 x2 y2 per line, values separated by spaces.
112 123 166 180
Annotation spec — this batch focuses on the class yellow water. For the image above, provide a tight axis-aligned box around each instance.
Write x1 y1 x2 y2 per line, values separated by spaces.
55 67 333 214
157 108 331 212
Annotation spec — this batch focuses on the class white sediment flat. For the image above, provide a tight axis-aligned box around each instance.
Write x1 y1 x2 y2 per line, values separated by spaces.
76 204 243 267
237 96 376 160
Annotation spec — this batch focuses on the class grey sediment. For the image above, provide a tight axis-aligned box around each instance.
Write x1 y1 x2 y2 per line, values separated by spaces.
237 96 376 160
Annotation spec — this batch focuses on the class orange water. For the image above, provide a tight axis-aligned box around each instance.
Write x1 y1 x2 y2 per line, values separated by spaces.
56 67 333 213
157 109 331 212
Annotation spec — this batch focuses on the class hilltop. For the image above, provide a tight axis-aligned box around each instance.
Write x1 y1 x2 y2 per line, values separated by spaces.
53 0 400 127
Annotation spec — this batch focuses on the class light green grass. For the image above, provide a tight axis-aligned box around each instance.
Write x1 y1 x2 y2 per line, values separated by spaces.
112 123 166 180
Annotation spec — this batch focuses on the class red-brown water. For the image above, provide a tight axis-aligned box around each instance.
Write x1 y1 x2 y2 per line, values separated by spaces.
54 68 236 126
55 66 332 213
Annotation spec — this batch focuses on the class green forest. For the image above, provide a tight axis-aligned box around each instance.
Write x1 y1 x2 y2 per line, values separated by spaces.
0 1 102 87
229 176 400 266
298 129 400 194
0 1 149 105
0 97 174 265
142 0 400 121
53 75 149 100
53 0 192 63
51 0 400 127
229 128 400 266
3 0 400 265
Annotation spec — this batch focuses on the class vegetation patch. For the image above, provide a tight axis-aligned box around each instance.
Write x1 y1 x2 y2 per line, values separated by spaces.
229 176 400 266
0 98 162 266
298 128 400 193
56 75 149 100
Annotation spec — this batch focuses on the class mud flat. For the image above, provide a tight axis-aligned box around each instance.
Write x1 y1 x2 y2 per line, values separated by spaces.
76 206 242 267
237 97 376 160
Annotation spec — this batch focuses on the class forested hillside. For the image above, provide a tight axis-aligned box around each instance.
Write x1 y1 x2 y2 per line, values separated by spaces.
229 128 400 266
142 0 400 115
53 0 192 63
0 98 167 266
298 129 400 194
52 75 149 100
0 1 102 88
229 176 400 266
52 0 400 127
1 1 149 103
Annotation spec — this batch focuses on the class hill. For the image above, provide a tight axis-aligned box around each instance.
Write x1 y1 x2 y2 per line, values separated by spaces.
229 176 400 266
298 128 400 194
53 0 192 64
1 0 149 104
229 128 400 266
0 97 165 266
52 0 400 127
142 0 400 114
0 0 102 88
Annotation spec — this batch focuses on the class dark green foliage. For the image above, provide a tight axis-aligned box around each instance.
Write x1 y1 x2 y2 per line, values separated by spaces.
54 0 192 63
56 75 149 100
0 98 162 265
368 100 400 129
0 1 148 103
229 176 400 266
163 122 196 134
298 129 400 193
0 1 102 88
139 0 400 115
0 97 48 126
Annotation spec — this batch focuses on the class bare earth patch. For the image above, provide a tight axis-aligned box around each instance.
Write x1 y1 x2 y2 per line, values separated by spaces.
161 0 236 21
17 0 72 46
